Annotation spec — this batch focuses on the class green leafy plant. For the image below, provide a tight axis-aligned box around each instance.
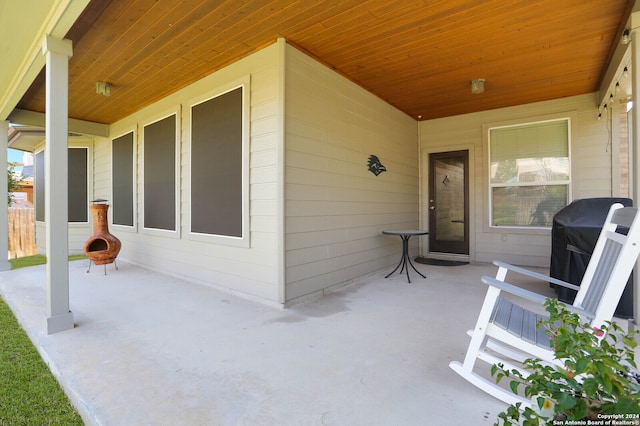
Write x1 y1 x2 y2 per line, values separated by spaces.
492 299 640 425
7 162 23 206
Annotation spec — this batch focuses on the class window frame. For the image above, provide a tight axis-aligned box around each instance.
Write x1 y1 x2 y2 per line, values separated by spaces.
67 145 90 224
34 149 44 223
186 77 250 247
140 110 181 238
111 129 137 231
484 113 574 232
34 142 92 225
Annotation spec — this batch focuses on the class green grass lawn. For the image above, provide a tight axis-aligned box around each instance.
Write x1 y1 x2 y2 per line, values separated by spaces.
9 254 87 270
0 255 85 425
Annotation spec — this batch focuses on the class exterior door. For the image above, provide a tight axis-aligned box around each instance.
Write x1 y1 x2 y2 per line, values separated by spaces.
428 150 469 255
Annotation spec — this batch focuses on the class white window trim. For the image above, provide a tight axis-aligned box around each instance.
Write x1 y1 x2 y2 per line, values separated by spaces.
34 141 93 226
140 109 181 238
185 75 251 248
67 142 92 226
483 111 575 234
110 128 138 233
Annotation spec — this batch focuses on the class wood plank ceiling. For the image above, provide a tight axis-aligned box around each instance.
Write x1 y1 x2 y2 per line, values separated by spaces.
16 0 633 124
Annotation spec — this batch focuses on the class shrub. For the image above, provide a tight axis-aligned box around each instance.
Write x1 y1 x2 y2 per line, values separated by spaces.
492 299 640 425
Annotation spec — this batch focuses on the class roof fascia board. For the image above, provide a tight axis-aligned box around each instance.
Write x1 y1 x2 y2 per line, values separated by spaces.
597 44 631 108
597 1 640 107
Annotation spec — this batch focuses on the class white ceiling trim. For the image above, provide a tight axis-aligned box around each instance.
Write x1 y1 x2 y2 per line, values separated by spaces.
8 109 108 139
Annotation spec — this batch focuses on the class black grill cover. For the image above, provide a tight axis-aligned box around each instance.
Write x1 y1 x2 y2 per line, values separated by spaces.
550 197 634 318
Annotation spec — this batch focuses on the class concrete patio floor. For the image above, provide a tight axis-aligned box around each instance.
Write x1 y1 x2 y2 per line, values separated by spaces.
0 258 557 425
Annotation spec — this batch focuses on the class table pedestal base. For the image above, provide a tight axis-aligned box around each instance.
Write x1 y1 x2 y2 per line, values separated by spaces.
384 234 426 283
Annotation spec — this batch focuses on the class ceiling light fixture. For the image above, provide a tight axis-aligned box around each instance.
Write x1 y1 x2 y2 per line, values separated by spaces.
96 81 112 96
470 78 485 94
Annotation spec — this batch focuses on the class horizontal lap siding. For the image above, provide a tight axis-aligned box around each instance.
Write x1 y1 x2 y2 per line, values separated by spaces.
36 218 91 257
284 44 418 302
572 112 614 197
420 93 613 267
94 44 282 303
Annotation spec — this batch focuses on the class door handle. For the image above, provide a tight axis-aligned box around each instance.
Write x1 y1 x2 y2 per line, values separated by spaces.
429 206 435 210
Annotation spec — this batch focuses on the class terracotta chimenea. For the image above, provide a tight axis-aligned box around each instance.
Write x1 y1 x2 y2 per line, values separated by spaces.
83 199 121 273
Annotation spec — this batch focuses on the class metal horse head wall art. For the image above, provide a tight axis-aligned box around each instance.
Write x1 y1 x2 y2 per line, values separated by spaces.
367 155 387 176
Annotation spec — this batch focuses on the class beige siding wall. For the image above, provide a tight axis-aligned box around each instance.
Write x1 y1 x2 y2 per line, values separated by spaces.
420 93 613 267
36 214 92 255
91 43 282 303
30 41 620 302
284 44 419 302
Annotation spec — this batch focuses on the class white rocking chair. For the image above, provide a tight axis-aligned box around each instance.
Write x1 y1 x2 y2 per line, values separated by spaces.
449 203 640 407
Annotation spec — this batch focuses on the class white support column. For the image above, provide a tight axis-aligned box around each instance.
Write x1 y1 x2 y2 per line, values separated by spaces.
0 121 10 271
43 36 74 334
631 29 640 323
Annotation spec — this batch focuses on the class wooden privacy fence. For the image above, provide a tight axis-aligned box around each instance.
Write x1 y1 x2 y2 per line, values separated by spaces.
8 207 37 259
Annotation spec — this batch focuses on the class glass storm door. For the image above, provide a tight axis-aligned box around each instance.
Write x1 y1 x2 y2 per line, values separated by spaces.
428 150 469 255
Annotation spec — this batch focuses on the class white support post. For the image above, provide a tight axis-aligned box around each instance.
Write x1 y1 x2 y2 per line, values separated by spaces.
43 36 74 334
0 121 10 271
631 29 640 324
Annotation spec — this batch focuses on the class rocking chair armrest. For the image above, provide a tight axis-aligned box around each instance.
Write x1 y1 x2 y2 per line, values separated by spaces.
481 275 550 305
481 275 596 319
492 260 581 292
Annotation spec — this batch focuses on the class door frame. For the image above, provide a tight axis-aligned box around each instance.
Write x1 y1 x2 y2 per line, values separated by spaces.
428 150 469 254
420 144 475 261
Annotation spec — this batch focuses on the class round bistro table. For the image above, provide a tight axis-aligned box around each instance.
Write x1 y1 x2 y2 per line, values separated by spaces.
382 230 429 283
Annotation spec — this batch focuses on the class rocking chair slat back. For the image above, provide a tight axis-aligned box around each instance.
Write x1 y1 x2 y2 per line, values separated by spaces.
581 239 622 314
573 206 639 323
